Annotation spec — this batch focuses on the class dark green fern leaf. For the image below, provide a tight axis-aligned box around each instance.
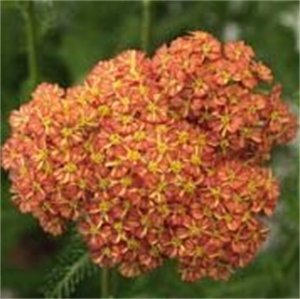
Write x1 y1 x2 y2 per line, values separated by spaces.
41 235 97 298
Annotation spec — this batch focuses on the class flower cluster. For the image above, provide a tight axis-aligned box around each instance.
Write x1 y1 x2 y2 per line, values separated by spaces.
2 31 297 281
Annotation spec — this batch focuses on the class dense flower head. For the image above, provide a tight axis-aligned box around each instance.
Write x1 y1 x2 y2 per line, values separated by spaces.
1 31 297 282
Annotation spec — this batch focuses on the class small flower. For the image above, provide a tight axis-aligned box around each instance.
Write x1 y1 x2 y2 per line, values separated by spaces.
1 31 297 282
224 41 255 62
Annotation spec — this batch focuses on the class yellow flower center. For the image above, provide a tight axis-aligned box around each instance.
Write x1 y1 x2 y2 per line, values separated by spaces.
148 160 159 173
157 180 168 193
220 114 230 127
98 178 110 190
114 222 123 233
61 127 73 138
202 44 212 54
189 224 201 236
242 127 252 138
210 187 221 198
220 138 229 152
102 247 111 256
33 181 42 191
157 204 169 216
42 118 52 131
98 105 111 118
147 102 159 114
64 162 77 173
121 176 133 187
171 237 182 248
139 84 148 95
219 70 231 84
190 153 202 166
197 134 207 147
156 141 168 154
177 131 189 144
194 246 203 257
36 149 48 161
109 133 122 145
99 201 111 213
247 181 257 194
182 180 196 194
120 97 130 107
91 152 104 164
271 111 280 121
224 214 232 222
127 238 140 250
120 114 133 126
78 179 87 189
133 130 146 142
170 160 183 174
227 169 236 182
113 80 122 90
229 96 238 104
127 149 141 161
193 78 205 90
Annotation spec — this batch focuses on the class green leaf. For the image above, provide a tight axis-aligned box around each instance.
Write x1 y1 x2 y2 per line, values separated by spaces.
41 235 97 298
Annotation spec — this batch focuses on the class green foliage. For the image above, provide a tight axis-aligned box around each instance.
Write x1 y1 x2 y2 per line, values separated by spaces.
41 235 97 299
1 1 299 298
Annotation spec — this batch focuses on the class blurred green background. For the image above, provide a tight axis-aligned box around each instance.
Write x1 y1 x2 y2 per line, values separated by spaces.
1 1 299 298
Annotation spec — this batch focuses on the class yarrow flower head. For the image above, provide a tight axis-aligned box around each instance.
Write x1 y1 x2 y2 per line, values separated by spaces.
2 31 297 281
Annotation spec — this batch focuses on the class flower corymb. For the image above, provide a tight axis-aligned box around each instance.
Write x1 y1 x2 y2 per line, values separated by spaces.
2 31 297 282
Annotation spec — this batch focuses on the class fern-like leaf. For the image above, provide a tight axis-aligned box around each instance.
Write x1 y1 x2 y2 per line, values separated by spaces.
41 236 97 298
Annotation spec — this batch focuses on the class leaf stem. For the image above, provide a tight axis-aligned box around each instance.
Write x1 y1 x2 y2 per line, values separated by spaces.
141 0 151 53
21 1 39 90
101 267 110 298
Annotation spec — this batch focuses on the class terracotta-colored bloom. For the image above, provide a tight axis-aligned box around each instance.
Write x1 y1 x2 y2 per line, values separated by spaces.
1 31 297 282
224 41 255 62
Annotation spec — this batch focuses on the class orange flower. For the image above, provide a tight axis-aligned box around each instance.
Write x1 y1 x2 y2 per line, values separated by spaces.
1 31 297 282
224 41 255 62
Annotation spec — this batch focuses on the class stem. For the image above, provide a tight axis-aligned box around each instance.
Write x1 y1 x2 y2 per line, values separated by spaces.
101 267 110 298
141 0 151 53
21 1 39 90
